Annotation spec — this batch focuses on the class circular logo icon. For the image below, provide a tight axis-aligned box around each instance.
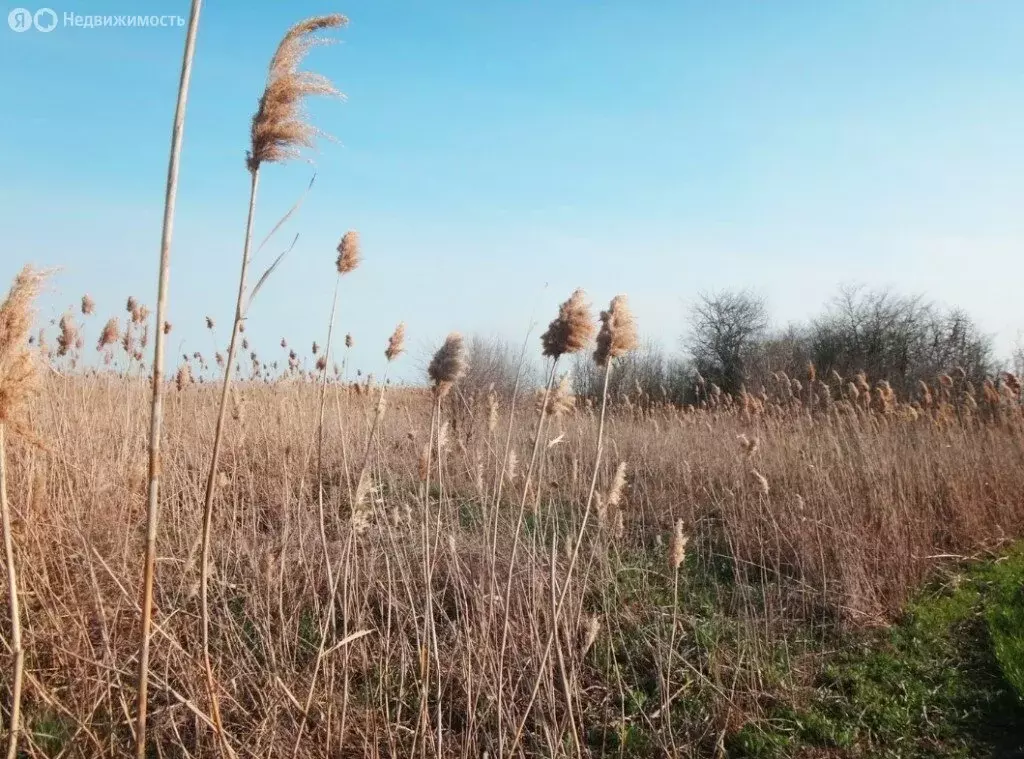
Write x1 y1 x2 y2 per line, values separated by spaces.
34 8 58 32
8 7 34 31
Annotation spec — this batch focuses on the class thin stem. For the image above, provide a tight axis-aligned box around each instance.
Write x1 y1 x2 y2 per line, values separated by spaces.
509 362 613 754
136 2 203 755
199 168 260 758
415 398 440 757
665 567 680 752
495 360 557 757
1 424 25 759
317 275 341 630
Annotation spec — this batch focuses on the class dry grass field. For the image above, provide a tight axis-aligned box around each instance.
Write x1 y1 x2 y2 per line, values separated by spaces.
3 10 1024 759
2 275 1024 756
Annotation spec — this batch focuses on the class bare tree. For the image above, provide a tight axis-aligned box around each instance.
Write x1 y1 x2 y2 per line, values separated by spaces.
572 340 684 408
686 290 769 394
810 286 992 392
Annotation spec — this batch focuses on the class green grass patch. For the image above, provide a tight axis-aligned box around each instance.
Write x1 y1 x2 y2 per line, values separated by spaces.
730 545 1024 758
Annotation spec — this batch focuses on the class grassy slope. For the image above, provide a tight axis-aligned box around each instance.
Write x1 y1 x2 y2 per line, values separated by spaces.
730 545 1024 758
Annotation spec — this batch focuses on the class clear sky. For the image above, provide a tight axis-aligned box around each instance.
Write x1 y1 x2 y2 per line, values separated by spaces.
2 1 1023 380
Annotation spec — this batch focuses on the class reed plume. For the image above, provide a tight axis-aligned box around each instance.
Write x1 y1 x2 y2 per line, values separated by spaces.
97 318 119 350
0 267 47 428
175 363 193 391
541 288 594 358
606 462 627 509
428 332 467 396
247 15 347 171
81 294 94 315
56 313 77 357
538 373 574 418
669 519 688 570
335 230 361 274
752 468 770 496
580 615 601 657
594 294 638 367
385 322 405 361
132 303 149 324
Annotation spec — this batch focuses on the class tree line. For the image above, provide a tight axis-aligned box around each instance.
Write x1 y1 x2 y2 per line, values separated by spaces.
456 285 1010 407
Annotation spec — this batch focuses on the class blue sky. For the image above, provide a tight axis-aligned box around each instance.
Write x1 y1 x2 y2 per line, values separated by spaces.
2 1 1023 380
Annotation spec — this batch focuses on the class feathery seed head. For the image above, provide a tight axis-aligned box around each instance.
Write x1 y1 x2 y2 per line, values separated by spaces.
541 288 595 359
0 266 48 424
56 313 77 357
669 519 688 571
335 230 361 274
345 333 353 349
175 363 192 391
594 294 638 367
97 317 119 351
428 332 467 396
247 15 348 172
385 322 406 362
605 462 627 510
131 302 149 325
751 468 770 496
81 294 95 315
580 615 601 657
538 373 575 418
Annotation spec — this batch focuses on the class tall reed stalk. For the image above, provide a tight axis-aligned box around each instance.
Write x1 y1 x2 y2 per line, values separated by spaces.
196 15 345 754
0 424 22 759
0 267 47 759
508 294 636 755
136 2 203 755
496 287 595 758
